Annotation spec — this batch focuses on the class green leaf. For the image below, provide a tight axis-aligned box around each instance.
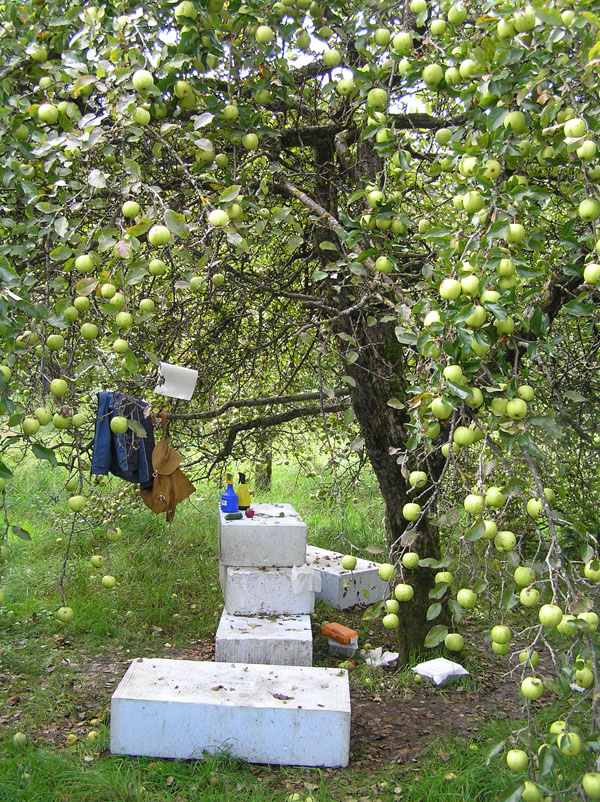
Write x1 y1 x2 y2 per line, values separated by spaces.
466 520 485 541
563 299 594 317
164 209 189 239
346 350 359 365
387 397 405 409
127 419 147 438
220 185 241 203
498 781 526 802
426 602 442 621
362 600 385 621
11 525 31 541
87 169 107 188
424 624 448 648
49 246 73 262
485 739 506 765
319 240 339 251
75 278 99 296
31 443 57 466
0 460 14 479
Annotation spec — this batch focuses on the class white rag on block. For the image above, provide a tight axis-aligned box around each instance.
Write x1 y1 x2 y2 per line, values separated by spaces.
291 564 322 594
412 657 469 687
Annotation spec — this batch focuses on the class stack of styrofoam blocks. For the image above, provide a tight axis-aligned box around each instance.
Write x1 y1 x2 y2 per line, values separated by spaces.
110 502 352 767
215 503 314 666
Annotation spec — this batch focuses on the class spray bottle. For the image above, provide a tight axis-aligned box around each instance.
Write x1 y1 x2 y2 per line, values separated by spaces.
220 472 239 513
237 472 251 510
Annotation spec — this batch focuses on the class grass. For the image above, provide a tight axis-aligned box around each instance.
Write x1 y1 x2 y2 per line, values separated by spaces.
0 458 594 801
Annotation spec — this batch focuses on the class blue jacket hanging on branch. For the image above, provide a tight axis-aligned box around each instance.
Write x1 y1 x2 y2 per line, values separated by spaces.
91 392 155 490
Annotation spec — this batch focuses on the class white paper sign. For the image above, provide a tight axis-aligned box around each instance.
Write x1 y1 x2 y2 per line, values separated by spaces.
154 362 198 401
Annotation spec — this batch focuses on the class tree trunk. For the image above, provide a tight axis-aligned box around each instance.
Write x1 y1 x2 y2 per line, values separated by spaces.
254 434 273 492
336 314 446 662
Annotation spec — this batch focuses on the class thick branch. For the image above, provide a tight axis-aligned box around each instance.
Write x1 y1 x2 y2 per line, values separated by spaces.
167 388 351 421
390 112 467 131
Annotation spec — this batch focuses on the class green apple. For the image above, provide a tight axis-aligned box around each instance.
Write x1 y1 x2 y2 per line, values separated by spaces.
402 552 420 569
538 603 563 627
520 587 540 607
423 310 441 327
132 69 154 91
115 312 133 329
430 18 447 35
456 588 477 609
577 611 598 632
521 781 543 802
506 748 528 772
35 407 52 425
148 259 166 275
506 223 526 243
408 470 427 488
485 487 506 508
101 574 117 589
521 676 544 700
107 527 122 542
422 64 443 87
514 566 533 586
75 254 94 273
402 503 421 521
215 153 229 168
506 398 527 420
492 640 509 655
494 529 516 552
430 398 452 419
495 317 515 335
564 117 587 138
424 422 440 439
444 633 464 651
373 27 390 46
579 198 600 222
584 262 600 284
394 583 414 601
491 625 511 644
526 498 542 519
222 103 239 121
113 338 129 354
174 1 197 21
81 322 98 340
513 5 536 32
375 255 393 274
519 649 539 667
323 48 341 67
454 427 474 447
12 731 27 746
557 731 581 756
100 283 116 299
466 388 484 409
68 495 86 513
382 613 399 629
444 66 461 86
22 417 40 435
582 774 600 800
63 306 79 322
242 133 259 150
448 3 467 23
148 225 171 246
132 106 150 125
575 667 594 688
367 88 388 111
110 416 128 434
442 364 462 382
341 554 357 570
385 598 399 614
577 140 596 161
73 296 90 312
463 494 484 515
378 563 396 582
435 571 453 585
38 103 58 124
439 278 461 299
460 274 480 296
255 25 274 44
584 559 600 582
122 200 141 218
46 334 64 351
482 520 497 539
212 273 225 287
90 554 104 568
53 414 71 429
556 614 577 636
72 413 85 428
139 298 155 312
391 31 412 53
435 128 452 146
336 78 355 96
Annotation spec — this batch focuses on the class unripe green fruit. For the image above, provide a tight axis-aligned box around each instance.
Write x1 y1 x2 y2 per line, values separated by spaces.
394 583 414 601
122 200 141 218
444 633 464 651
402 503 421 521
148 225 171 246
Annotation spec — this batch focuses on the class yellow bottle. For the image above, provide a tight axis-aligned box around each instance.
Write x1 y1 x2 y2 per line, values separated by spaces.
237 472 251 510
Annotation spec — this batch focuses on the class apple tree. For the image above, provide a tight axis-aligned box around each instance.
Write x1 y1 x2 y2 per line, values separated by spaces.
1 0 600 794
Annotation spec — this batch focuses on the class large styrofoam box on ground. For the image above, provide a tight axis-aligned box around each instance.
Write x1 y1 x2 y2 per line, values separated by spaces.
223 566 314 616
306 546 388 609
110 657 350 767
215 612 313 666
219 503 307 568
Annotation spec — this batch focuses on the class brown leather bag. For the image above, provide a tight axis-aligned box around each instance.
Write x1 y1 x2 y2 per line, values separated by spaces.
140 413 195 522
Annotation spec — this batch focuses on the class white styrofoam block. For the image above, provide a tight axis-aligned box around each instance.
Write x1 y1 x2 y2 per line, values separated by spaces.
111 657 350 767
219 503 307 567
306 546 388 609
215 612 313 666
223 566 314 616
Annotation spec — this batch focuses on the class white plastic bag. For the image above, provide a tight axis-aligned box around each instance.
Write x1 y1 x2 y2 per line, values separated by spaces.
412 657 469 687
364 647 399 667
155 362 198 401
291 564 322 594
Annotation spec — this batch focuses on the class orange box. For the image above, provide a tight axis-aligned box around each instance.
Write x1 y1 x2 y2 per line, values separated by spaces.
321 622 358 644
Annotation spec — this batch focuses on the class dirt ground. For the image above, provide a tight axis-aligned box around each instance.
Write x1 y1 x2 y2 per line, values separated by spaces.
2 633 526 775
